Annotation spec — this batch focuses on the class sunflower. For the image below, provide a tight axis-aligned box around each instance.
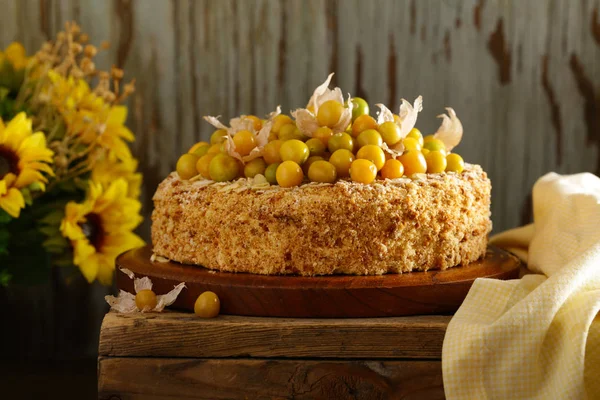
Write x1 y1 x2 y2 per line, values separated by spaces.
46 71 134 161
60 178 144 284
0 42 30 91
0 112 54 218
1 42 29 70
91 154 142 199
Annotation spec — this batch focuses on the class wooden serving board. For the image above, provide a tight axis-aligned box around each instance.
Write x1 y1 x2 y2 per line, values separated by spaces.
116 246 520 318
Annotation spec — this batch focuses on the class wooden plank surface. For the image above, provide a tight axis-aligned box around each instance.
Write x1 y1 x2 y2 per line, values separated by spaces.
98 357 444 400
99 312 450 359
1 0 599 235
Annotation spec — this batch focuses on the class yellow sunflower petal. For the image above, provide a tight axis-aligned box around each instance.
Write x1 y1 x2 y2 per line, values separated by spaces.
0 112 30 148
0 188 25 218
96 255 116 286
25 162 55 176
72 241 98 283
108 106 128 125
97 134 133 161
60 202 92 240
103 232 145 255
110 124 135 142
14 169 48 189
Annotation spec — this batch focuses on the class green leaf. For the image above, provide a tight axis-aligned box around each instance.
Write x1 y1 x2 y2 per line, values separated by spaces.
42 235 68 249
0 87 9 101
21 188 32 206
53 252 74 268
0 210 12 224
74 177 90 191
57 179 78 193
29 182 44 192
0 269 11 287
0 228 9 256
40 211 65 226
38 225 60 237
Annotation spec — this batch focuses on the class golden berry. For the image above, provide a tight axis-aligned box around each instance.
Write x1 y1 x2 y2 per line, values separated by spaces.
244 115 262 131
380 159 404 179
189 141 210 154
263 140 283 164
196 153 216 179
244 158 267 178
422 138 446 154
303 156 324 175
329 149 355 178
233 130 257 156
135 289 157 311
356 129 383 148
317 100 344 128
280 139 310 164
402 137 422 152
194 291 220 318
350 159 377 184
305 138 326 157
425 150 447 173
350 97 369 121
276 161 304 187
176 153 200 180
313 126 334 146
406 128 424 146
264 163 280 184
398 151 427 176
445 153 465 173
328 132 354 153
209 153 240 182
210 129 228 145
271 114 293 134
351 115 378 137
378 121 402 145
356 144 385 171
308 160 337 183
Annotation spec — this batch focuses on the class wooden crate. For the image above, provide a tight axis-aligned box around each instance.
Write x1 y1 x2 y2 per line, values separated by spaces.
98 312 450 399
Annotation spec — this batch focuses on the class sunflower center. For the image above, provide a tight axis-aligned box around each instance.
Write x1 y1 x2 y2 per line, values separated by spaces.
0 145 20 179
80 213 105 251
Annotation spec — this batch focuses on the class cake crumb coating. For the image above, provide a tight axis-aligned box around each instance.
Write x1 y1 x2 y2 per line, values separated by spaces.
151 165 492 276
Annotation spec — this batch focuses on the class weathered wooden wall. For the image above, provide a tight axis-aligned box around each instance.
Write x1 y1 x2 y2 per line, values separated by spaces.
1 0 599 235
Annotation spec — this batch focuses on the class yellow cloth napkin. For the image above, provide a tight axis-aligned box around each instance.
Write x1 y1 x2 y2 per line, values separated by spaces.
442 172 600 399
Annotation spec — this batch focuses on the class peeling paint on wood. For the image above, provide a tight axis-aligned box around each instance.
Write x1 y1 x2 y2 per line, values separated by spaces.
592 7 600 46
541 55 563 165
569 53 600 174
487 18 511 85
444 30 451 63
474 0 485 31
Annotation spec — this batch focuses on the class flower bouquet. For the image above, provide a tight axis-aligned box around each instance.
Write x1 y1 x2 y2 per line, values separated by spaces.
0 22 143 287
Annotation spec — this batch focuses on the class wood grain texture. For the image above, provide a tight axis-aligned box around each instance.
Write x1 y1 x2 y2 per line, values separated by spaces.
99 311 450 359
1 0 599 235
116 246 520 317
98 357 444 400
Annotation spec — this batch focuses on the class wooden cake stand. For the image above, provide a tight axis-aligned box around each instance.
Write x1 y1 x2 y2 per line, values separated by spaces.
116 245 521 318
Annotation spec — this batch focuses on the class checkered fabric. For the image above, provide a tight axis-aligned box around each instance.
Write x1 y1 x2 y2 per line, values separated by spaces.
442 173 600 400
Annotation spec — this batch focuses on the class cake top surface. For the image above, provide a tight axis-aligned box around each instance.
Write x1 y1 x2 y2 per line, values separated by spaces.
173 73 470 189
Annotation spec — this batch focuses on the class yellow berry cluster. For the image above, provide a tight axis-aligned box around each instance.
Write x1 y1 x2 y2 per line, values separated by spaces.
176 98 465 186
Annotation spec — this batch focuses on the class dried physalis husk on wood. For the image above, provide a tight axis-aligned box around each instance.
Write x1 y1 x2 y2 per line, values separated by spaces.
292 73 353 137
105 268 186 313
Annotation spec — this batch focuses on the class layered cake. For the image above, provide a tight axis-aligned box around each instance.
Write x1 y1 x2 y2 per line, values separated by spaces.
152 74 492 276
